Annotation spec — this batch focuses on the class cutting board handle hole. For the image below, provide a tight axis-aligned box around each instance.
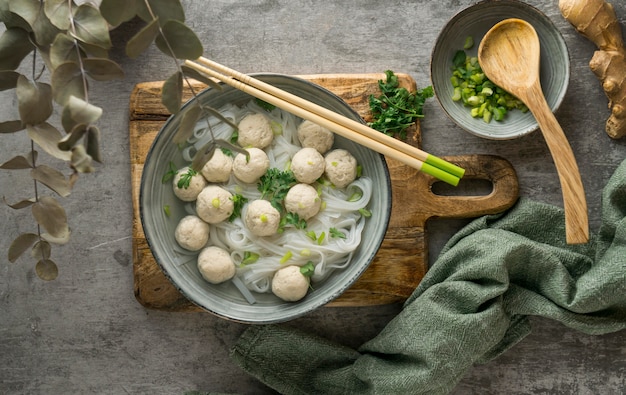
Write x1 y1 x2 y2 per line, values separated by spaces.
431 178 493 197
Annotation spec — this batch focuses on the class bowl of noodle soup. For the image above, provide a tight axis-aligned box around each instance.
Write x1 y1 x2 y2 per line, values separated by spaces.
140 74 391 323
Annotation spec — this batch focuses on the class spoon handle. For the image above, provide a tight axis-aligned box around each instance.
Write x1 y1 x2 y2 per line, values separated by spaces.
525 84 589 244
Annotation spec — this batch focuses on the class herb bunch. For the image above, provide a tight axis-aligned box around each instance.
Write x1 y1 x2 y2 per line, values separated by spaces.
368 70 434 140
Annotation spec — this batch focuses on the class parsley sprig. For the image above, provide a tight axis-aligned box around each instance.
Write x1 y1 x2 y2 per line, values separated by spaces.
368 70 434 140
177 167 198 189
229 193 248 222
279 212 307 232
258 168 297 210
162 161 178 184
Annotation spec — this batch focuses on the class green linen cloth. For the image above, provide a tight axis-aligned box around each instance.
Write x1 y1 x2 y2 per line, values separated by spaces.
230 158 626 395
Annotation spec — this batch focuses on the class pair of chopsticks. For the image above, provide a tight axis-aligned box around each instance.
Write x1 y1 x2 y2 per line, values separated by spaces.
184 57 465 186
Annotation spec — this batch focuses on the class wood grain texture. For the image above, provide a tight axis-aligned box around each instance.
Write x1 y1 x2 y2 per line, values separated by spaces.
129 74 519 310
479 19 589 244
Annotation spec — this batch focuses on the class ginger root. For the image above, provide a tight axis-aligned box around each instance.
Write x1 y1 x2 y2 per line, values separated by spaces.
559 0 626 139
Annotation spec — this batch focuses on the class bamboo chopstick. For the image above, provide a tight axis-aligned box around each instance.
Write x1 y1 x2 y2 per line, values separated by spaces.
184 57 465 186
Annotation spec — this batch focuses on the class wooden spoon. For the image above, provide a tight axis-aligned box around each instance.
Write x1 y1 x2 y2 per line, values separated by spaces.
478 18 589 244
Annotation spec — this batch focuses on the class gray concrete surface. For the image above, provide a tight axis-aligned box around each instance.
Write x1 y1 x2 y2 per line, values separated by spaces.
1 0 625 394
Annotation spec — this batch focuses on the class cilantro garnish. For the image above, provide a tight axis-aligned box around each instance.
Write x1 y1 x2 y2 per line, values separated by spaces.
279 212 307 232
329 227 346 239
368 70 434 140
176 167 198 189
162 161 178 183
255 98 276 112
258 168 297 210
229 193 248 222
300 261 315 277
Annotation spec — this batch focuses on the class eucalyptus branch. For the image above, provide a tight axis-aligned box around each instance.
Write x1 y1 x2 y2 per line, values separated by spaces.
2 0 224 281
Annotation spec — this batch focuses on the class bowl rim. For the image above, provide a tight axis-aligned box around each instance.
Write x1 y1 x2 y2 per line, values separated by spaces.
139 73 392 323
430 0 571 140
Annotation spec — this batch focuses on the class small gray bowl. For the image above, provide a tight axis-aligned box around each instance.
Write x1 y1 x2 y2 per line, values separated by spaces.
140 74 391 324
431 0 570 140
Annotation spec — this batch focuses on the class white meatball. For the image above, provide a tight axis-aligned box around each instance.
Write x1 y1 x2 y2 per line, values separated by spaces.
244 199 281 237
233 147 270 183
174 215 209 251
197 246 236 284
201 149 233 183
324 149 357 188
284 183 321 220
272 265 310 302
196 185 234 224
237 113 274 149
297 120 334 154
173 166 207 201
291 147 325 184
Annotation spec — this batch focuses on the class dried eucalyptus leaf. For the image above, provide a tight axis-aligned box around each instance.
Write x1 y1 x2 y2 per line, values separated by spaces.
31 240 51 260
181 65 222 91
8 232 39 262
58 123 87 150
36 258 58 281
0 120 24 134
10 0 59 47
191 140 216 172
0 0 32 31
162 70 183 114
85 126 102 163
41 228 71 245
7 0 38 30
17 76 53 125
100 0 138 27
27 123 72 161
0 28 34 70
71 144 94 173
51 61 86 104
125 17 160 59
0 70 21 91
71 4 112 49
50 33 83 69
83 58 124 81
202 105 239 131
136 0 184 23
44 0 72 30
172 103 202 144
5 197 37 210
215 139 248 157
66 95 103 126
0 153 37 169
31 196 69 238
31 164 72 197
78 41 110 59
155 20 203 60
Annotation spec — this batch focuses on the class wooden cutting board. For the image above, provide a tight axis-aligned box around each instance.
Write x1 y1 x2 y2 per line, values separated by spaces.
129 73 519 311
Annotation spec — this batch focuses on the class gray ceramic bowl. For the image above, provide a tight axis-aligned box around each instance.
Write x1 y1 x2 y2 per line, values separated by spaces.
140 74 391 324
431 0 570 140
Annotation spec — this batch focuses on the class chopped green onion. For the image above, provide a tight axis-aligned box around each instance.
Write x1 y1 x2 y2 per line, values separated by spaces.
463 35 474 50
241 251 260 266
317 231 326 245
450 40 527 123
280 250 293 264
359 208 372 217
300 261 315 277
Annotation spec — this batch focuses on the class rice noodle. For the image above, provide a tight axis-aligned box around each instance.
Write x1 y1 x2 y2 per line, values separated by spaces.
178 100 372 299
